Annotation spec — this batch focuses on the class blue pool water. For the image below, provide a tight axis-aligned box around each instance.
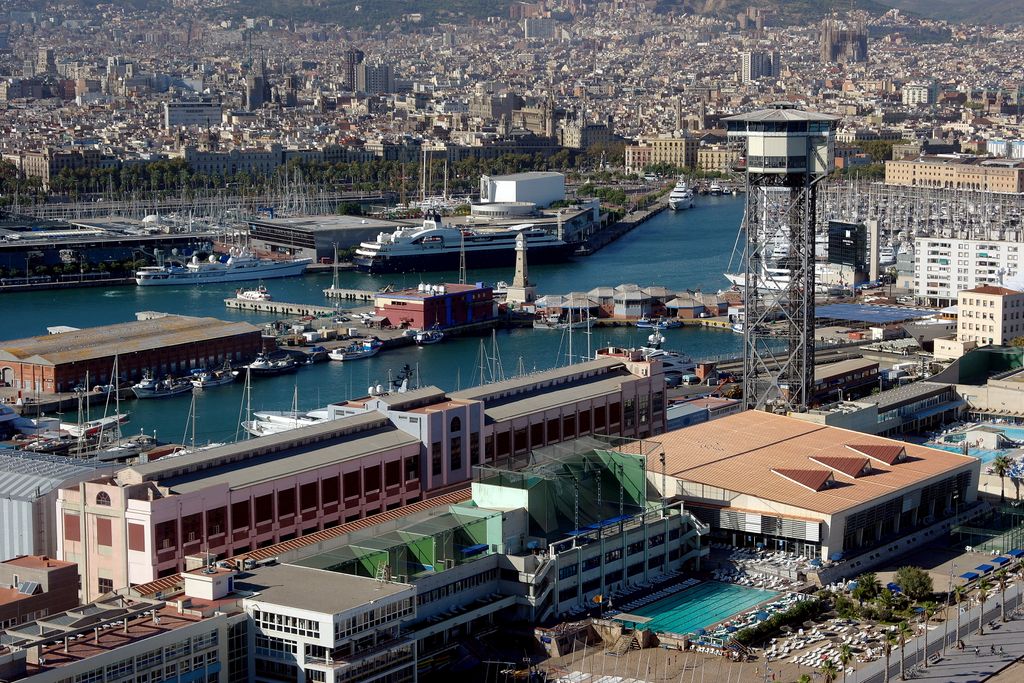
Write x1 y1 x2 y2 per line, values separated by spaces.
927 443 1008 463
987 424 1024 443
619 581 776 635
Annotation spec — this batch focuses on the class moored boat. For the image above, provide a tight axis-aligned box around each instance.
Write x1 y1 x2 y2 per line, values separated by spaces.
135 247 311 285
328 338 383 361
414 327 445 346
246 354 299 376
132 374 192 399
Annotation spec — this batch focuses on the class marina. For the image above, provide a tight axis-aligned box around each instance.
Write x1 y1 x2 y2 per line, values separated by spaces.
1 198 749 444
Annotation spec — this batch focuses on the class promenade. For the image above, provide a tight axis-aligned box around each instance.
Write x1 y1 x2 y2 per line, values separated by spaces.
851 578 1024 683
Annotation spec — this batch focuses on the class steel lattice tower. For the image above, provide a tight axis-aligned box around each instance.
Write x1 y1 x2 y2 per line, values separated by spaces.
724 104 839 412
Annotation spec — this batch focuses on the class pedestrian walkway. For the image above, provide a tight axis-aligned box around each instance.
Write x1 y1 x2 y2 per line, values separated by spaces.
856 580 1024 683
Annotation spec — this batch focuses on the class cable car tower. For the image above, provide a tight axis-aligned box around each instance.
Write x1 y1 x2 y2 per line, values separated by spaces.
724 104 839 412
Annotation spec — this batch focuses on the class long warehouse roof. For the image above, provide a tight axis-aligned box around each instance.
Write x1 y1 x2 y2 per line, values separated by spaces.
0 316 260 366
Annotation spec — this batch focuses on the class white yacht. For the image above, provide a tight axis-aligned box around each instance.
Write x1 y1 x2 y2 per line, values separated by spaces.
353 211 573 273
667 179 695 210
136 247 311 285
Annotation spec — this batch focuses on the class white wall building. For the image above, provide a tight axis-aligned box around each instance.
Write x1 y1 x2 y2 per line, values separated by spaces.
956 285 1024 346
163 101 222 130
479 172 565 208
914 236 1023 306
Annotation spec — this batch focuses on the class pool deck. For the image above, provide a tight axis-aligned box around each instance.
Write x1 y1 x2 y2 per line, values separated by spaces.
615 580 781 637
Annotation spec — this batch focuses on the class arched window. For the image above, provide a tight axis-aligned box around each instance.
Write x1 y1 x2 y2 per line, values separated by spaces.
96 492 111 507
450 416 461 433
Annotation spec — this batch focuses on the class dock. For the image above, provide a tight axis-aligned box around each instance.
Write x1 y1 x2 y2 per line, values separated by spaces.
581 205 666 255
323 287 377 301
224 298 339 317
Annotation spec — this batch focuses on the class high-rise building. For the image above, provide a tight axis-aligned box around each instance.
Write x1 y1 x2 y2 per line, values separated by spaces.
523 17 555 40
342 47 364 91
244 74 269 110
738 50 780 83
355 62 393 94
820 19 868 63
35 47 55 75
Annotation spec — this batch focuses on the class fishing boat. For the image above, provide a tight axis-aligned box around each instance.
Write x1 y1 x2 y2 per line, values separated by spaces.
636 317 680 330
235 283 272 301
132 374 192 399
190 363 238 389
328 338 383 361
414 327 445 346
532 314 593 330
246 354 299 376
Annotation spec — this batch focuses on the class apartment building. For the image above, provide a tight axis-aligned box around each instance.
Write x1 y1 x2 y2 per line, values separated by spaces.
886 156 1024 193
913 237 1023 305
697 143 742 172
0 556 79 629
956 285 1024 345
624 135 698 173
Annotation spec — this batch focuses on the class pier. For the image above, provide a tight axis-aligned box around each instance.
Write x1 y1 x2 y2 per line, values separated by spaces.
224 298 340 317
322 287 377 301
581 205 666 255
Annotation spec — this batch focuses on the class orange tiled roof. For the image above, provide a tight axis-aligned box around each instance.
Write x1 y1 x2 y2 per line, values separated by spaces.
847 444 905 465
650 411 978 516
809 455 872 478
772 468 834 492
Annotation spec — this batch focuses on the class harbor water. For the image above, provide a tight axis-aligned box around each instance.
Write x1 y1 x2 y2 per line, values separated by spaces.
6 196 746 445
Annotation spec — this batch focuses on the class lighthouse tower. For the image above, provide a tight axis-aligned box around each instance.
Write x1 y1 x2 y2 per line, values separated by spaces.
505 231 536 307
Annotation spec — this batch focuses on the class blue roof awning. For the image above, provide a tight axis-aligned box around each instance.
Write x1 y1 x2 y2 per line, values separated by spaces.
976 564 994 573
960 572 979 581
1007 549 1024 558
992 556 1010 566
460 543 488 556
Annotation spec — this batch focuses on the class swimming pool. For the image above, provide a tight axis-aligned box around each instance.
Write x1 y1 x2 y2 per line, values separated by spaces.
926 443 1008 463
620 581 776 635
985 424 1024 443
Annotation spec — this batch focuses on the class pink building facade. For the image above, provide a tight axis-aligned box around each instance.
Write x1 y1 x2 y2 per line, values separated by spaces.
58 356 663 601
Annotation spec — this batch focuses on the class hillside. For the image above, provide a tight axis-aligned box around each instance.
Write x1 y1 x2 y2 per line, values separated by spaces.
884 0 1024 23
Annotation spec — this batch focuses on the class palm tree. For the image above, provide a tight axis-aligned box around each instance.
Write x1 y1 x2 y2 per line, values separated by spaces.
820 660 840 683
839 643 854 682
996 569 1009 622
896 621 913 680
883 630 899 683
993 454 1013 502
854 571 883 606
921 601 937 666
952 584 968 644
977 579 992 635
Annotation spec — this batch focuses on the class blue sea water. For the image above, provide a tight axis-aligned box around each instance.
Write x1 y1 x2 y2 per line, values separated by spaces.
5 196 747 444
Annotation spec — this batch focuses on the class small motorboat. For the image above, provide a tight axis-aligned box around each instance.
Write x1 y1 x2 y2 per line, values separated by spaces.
328 338 383 361
235 283 272 301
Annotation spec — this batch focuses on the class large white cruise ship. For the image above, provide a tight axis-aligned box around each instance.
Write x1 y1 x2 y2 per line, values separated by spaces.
667 179 694 210
135 247 311 286
352 211 574 273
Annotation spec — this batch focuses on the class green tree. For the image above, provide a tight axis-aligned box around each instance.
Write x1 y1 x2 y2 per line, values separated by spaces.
921 601 937 667
838 643 854 682
853 572 882 605
952 584 967 645
896 621 913 681
798 676 812 683
992 454 1013 502
977 579 992 634
996 569 1009 622
820 660 839 683
895 566 934 602
883 630 898 683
